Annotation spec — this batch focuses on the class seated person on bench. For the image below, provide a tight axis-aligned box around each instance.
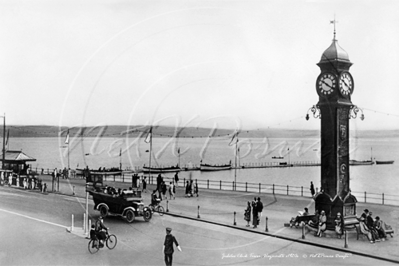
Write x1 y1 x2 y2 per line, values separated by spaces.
374 216 388 241
308 210 320 227
290 207 309 227
316 210 327 237
334 212 344 237
366 210 380 242
359 211 375 244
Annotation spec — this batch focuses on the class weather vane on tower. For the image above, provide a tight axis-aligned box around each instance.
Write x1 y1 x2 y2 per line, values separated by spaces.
330 15 338 40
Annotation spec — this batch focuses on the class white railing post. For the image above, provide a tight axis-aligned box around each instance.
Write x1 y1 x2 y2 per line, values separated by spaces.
83 213 86 232
71 214 74 232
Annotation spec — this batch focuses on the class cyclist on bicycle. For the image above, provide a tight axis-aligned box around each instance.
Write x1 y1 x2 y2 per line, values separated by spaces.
95 217 109 247
151 190 161 207
89 224 98 247
90 224 97 240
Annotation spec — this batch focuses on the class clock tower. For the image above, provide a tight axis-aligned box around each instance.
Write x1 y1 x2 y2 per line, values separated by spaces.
307 21 362 220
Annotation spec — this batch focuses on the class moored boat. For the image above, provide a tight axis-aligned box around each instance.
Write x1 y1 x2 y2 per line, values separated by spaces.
76 168 123 176
200 162 232 171
349 160 374 166
142 165 181 173
376 160 394 165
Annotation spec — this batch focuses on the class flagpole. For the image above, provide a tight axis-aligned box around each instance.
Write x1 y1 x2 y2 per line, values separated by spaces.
148 132 152 181
229 131 239 191
68 141 70 171
67 130 70 173
234 138 238 191
2 114 5 170
145 127 153 182
178 148 180 168
119 148 122 170
6 129 9 151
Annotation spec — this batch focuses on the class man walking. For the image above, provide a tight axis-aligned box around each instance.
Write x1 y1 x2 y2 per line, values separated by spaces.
310 181 315 197
252 197 258 228
257 197 263 225
174 172 179 187
163 227 182 266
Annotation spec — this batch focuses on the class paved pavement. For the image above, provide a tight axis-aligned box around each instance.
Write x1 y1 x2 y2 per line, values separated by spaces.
20 175 399 264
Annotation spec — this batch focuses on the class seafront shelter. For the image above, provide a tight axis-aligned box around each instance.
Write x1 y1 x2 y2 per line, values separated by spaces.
1 150 36 175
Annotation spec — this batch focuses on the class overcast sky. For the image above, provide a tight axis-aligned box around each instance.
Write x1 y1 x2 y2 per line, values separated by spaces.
1 0 399 131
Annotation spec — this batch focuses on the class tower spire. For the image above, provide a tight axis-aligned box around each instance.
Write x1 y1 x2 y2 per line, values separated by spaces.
330 15 338 40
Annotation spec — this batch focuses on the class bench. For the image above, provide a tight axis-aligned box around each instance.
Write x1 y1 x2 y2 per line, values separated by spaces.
287 214 316 228
296 214 316 224
356 224 394 240
305 216 359 238
306 223 357 238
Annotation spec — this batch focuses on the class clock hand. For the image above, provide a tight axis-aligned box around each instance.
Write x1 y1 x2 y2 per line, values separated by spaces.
321 80 333 89
341 78 350 89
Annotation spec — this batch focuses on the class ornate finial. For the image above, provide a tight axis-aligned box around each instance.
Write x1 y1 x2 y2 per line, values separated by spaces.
330 15 338 40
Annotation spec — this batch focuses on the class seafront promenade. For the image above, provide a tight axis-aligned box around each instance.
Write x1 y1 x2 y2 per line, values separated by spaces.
32 167 399 206
34 174 399 264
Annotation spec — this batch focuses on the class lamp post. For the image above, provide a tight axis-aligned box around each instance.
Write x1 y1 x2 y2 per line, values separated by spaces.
234 137 239 191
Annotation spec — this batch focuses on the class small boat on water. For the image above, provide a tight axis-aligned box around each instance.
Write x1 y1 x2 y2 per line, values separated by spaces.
272 156 284 159
349 160 374 166
200 161 232 171
76 168 123 176
376 160 395 165
142 165 181 174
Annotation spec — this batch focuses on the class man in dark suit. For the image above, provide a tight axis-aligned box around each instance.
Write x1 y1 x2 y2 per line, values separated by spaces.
252 197 258 228
163 227 182 266
257 197 264 226
366 210 380 242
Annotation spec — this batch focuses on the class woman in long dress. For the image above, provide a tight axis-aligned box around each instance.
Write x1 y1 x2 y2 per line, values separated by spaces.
244 201 251 227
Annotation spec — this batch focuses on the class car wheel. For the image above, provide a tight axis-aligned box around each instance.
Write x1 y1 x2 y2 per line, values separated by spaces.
125 209 135 223
143 209 152 222
99 205 108 217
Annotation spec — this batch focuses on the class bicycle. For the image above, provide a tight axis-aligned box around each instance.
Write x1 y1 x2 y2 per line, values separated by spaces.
149 202 164 216
88 230 117 254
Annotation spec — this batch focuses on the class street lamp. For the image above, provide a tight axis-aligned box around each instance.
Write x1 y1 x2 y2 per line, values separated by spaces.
305 105 321 120
306 104 364 121
349 105 365 120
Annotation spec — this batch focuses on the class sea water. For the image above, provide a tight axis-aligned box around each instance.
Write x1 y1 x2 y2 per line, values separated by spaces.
9 136 399 199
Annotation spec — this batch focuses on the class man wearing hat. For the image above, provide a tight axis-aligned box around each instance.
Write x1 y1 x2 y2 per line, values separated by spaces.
366 211 380 242
163 227 182 266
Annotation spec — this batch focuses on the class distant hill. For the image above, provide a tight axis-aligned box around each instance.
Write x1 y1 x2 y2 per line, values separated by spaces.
1 125 398 139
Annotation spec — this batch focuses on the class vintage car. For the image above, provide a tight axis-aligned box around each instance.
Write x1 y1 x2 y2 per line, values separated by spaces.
88 186 152 223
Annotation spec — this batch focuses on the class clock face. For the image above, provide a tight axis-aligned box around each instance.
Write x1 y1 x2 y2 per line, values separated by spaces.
316 72 337 96
339 72 354 96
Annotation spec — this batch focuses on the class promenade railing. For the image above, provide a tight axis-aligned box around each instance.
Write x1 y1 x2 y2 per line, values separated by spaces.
32 165 399 206
100 174 399 207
